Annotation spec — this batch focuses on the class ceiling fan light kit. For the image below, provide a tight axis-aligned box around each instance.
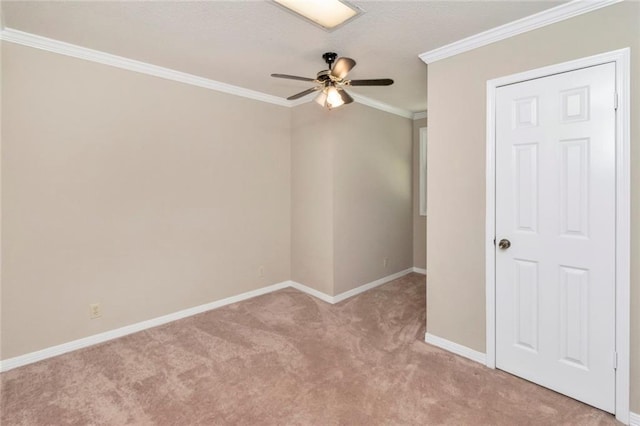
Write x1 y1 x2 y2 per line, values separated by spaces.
317 85 347 109
272 52 393 111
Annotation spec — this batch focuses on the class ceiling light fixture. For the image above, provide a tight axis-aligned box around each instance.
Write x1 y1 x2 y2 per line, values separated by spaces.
314 84 346 109
272 0 364 31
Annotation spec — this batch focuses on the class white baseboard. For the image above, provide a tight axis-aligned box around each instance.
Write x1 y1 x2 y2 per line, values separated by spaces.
0 281 291 372
333 268 414 303
0 268 416 372
290 268 414 304
412 267 427 275
425 332 487 365
288 281 335 304
629 411 640 426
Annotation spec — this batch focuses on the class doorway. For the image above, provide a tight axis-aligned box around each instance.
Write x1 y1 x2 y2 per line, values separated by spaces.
485 49 630 423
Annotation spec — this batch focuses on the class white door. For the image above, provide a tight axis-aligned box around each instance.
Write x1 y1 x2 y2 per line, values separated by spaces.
495 63 616 413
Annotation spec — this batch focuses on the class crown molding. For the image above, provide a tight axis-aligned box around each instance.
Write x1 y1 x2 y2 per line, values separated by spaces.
0 28 290 107
280 88 414 119
0 27 414 118
419 0 622 64
350 93 414 119
280 89 414 119
288 92 317 108
413 111 427 120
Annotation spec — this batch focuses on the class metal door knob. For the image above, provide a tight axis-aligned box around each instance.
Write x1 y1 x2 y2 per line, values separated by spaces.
498 239 511 249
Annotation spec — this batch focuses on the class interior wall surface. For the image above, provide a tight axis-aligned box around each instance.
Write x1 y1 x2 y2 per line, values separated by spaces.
1 42 292 358
425 1 639 411
413 117 427 270
332 104 413 295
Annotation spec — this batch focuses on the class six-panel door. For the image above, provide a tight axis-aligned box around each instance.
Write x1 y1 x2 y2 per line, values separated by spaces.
495 62 616 412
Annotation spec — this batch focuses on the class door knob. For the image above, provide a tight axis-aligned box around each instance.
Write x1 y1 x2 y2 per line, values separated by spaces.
498 239 511 249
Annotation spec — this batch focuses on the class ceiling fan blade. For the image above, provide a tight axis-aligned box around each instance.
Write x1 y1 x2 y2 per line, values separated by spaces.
348 79 394 86
271 73 316 82
331 57 356 79
287 86 321 100
338 89 354 105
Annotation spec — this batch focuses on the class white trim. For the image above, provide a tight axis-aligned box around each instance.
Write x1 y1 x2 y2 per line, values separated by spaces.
413 111 428 120
629 412 640 426
419 0 622 64
425 333 487 365
0 268 416 372
0 28 414 119
614 46 632 426
288 281 335 304
350 93 413 119
412 267 427 275
485 71 497 370
291 267 415 304
0 28 291 107
287 93 317 108
332 267 414 303
0 280 292 372
485 48 631 424
286 90 414 119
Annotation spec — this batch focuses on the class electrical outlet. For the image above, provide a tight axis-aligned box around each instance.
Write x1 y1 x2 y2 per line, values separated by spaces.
258 266 265 277
383 257 389 268
89 303 102 319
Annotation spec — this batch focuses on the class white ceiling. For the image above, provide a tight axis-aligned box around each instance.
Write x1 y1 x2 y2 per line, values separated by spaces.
1 1 567 112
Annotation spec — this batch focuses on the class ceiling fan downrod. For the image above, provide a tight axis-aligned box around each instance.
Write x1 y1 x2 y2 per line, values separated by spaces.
322 52 338 70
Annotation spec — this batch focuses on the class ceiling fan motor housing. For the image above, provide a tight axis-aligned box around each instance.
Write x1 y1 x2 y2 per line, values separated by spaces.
316 69 332 82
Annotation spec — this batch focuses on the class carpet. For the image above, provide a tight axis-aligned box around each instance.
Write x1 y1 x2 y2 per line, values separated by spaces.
1 273 616 425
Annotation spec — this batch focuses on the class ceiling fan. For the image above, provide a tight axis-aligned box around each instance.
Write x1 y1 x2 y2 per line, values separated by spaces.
271 52 393 109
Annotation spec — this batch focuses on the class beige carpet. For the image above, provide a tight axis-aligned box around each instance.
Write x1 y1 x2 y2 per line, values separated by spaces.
1 273 616 425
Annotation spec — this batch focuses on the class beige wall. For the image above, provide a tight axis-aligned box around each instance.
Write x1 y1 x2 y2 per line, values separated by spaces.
412 118 427 270
0 37 4 361
1 41 415 359
332 104 413 294
426 1 640 411
291 102 413 296
291 104 334 295
1 42 292 358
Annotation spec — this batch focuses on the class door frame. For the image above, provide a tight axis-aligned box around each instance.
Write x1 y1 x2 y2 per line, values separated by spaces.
485 48 630 423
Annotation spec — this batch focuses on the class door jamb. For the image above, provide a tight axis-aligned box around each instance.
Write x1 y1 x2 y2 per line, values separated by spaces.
484 48 630 424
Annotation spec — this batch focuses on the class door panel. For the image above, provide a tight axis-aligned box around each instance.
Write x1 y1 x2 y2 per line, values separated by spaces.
495 62 616 413
514 259 538 352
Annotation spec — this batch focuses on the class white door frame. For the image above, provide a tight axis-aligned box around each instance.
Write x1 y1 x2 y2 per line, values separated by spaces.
485 48 630 424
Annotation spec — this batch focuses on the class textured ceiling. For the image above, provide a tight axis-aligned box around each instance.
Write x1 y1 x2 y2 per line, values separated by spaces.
1 1 567 112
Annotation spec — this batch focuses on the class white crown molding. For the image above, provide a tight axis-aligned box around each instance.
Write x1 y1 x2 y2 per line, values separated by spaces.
288 93 318 108
0 268 416 372
425 333 487 365
412 111 427 120
0 28 291 107
0 27 415 118
629 411 640 426
287 91 414 119
350 93 414 119
419 0 622 64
